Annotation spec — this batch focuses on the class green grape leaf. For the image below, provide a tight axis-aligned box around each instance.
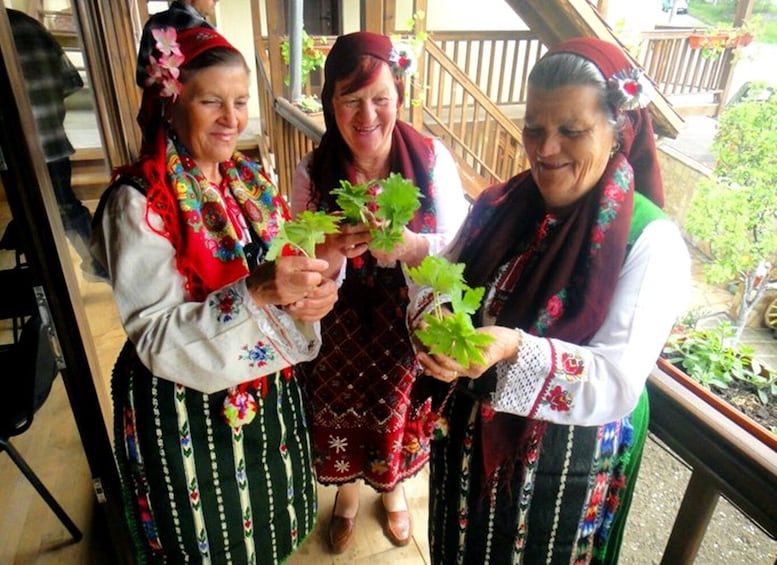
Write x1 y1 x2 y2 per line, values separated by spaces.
406 256 466 295
332 180 371 224
332 173 422 252
415 311 495 368
266 211 342 260
375 173 422 227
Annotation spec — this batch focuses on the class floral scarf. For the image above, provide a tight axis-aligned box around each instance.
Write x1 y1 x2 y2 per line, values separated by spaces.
121 130 288 300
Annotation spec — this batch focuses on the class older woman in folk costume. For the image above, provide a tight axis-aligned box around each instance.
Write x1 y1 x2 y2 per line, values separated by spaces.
92 27 346 563
410 38 690 564
291 31 468 552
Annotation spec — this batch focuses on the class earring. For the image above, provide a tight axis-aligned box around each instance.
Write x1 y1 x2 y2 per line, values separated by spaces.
610 142 621 159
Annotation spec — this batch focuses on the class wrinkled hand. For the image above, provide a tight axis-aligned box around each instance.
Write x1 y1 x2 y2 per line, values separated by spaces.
415 326 523 382
314 221 373 277
246 255 336 321
370 227 429 267
284 277 338 322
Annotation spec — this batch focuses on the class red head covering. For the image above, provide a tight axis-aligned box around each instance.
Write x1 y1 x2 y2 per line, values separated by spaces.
546 38 664 207
320 31 404 132
137 26 240 151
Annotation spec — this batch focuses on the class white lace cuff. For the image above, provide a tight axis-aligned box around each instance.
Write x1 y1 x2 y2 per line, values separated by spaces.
492 332 552 417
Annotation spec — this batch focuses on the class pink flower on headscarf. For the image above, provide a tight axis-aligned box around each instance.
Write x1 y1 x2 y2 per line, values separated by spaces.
152 27 183 57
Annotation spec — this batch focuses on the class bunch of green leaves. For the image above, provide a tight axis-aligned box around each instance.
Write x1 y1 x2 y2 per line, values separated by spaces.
407 256 495 368
266 211 341 260
332 173 422 251
662 321 777 404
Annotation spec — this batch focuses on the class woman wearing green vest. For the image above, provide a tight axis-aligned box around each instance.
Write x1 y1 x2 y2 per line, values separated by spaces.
409 38 690 564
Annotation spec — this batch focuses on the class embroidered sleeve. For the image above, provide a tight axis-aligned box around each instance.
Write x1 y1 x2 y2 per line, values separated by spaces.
99 184 322 394
491 219 691 426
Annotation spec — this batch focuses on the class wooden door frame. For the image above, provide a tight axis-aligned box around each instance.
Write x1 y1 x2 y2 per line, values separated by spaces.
0 8 134 561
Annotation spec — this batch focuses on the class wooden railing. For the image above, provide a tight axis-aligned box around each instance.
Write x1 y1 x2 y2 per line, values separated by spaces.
633 28 738 117
419 38 530 199
430 30 544 109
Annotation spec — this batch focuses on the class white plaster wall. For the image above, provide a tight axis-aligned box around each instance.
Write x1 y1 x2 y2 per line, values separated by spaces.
214 1 261 119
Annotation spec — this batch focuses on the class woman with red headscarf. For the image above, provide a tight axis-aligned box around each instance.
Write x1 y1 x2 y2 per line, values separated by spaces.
410 38 690 563
92 27 345 563
290 31 468 552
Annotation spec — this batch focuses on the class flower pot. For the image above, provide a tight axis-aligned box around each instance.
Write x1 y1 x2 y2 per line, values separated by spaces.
657 357 777 450
688 33 728 50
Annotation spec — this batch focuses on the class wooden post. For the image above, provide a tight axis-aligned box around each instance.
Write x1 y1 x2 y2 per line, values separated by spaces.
362 0 384 34
660 469 720 564
266 0 287 99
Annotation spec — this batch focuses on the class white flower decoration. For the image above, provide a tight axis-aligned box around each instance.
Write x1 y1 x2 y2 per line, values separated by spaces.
608 68 654 111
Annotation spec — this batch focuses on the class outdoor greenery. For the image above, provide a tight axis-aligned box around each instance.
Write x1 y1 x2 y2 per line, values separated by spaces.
280 29 326 88
683 82 777 341
689 0 777 43
663 321 776 404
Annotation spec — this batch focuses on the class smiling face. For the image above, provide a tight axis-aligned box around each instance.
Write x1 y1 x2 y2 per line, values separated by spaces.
169 63 249 178
332 63 400 166
522 84 616 210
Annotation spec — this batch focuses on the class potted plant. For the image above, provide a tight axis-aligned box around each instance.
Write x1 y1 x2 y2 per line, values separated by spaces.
688 18 758 58
662 82 777 443
661 320 777 442
280 29 327 113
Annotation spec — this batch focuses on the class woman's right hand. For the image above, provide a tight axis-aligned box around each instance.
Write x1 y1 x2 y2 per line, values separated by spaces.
246 255 332 310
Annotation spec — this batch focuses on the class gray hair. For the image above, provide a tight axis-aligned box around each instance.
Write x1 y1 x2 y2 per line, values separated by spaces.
528 52 624 139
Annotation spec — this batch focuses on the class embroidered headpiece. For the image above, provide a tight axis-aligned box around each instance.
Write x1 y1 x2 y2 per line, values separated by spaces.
144 26 240 101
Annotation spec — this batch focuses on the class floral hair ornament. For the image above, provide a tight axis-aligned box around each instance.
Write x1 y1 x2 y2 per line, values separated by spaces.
608 67 654 111
145 27 185 99
388 42 417 80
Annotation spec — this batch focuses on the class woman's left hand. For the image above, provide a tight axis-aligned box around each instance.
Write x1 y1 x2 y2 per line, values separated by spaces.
284 277 339 322
416 326 523 381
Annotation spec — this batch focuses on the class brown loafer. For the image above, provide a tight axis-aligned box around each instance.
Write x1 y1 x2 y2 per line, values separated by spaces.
385 508 412 546
383 487 412 546
328 493 357 554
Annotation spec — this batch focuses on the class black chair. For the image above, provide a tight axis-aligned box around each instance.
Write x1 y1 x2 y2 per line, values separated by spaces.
0 270 82 543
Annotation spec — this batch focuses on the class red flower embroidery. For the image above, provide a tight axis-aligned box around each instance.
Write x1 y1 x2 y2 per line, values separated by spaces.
604 183 625 202
480 401 495 422
546 295 564 319
591 226 605 245
561 353 584 378
545 385 571 412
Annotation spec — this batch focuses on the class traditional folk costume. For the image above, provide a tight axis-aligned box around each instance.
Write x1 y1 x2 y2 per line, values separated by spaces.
290 32 468 491
93 28 319 564
408 38 691 564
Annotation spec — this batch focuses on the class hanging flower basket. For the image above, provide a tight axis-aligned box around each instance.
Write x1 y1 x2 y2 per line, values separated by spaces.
688 33 729 50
